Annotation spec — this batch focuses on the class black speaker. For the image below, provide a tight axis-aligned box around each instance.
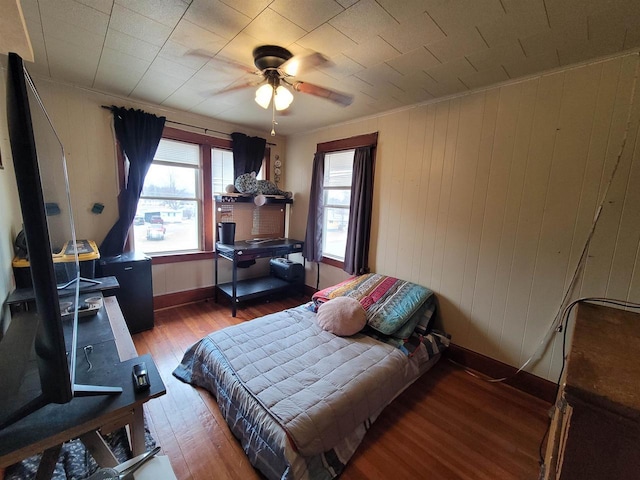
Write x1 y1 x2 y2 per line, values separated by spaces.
269 258 304 283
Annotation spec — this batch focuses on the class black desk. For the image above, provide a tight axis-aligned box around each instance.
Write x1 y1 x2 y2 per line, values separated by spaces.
215 238 304 316
0 296 165 477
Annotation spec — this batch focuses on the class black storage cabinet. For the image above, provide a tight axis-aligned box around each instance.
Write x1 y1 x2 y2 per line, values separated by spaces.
97 251 153 333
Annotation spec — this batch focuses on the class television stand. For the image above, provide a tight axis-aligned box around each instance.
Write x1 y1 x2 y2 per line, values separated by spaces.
0 296 165 479
73 384 122 396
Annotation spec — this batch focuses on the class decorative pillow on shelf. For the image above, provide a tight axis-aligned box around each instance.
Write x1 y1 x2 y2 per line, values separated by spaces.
316 297 367 336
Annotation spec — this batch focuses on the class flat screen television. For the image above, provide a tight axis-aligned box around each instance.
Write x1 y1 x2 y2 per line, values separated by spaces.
0 52 120 430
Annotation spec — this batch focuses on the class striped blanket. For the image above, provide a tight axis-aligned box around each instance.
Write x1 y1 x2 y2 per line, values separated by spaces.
312 274 445 357
312 273 433 335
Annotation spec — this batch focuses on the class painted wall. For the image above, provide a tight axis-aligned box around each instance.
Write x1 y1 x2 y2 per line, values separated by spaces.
286 54 640 381
0 66 287 300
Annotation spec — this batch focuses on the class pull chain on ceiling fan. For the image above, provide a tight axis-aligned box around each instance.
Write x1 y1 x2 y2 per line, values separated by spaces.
270 95 278 137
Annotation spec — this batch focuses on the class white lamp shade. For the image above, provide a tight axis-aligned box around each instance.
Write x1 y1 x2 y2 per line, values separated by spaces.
255 84 273 109
274 85 294 111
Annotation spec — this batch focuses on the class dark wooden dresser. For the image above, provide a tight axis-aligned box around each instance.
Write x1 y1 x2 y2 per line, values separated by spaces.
543 302 640 479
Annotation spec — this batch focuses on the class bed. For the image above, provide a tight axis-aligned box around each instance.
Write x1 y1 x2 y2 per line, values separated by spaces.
174 273 449 479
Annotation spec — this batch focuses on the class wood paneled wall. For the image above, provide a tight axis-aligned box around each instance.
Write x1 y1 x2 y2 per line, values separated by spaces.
2 53 639 381
286 53 640 381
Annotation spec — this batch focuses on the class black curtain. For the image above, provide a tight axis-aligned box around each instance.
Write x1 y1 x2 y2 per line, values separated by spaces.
100 107 166 256
231 132 266 179
344 146 375 275
303 151 325 262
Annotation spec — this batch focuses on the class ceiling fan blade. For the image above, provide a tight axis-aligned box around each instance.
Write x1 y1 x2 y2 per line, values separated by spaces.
186 49 257 74
280 52 330 76
292 81 354 106
209 79 264 97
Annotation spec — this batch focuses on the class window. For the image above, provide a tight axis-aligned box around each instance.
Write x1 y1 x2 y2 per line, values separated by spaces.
211 147 234 195
133 138 200 254
305 132 377 273
211 148 266 194
322 149 354 261
128 127 269 260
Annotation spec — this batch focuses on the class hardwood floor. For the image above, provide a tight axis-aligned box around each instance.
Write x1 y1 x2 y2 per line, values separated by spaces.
132 296 551 480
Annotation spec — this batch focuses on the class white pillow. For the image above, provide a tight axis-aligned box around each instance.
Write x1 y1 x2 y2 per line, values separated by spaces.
316 297 366 336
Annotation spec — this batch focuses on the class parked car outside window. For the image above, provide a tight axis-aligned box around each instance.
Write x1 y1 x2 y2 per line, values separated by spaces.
146 224 166 240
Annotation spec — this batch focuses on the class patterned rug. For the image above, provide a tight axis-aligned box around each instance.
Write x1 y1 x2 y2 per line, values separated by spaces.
4 423 156 480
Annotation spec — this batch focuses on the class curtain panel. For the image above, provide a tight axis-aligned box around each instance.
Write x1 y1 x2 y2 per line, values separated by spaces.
231 132 266 180
303 151 326 262
344 146 375 275
100 107 166 256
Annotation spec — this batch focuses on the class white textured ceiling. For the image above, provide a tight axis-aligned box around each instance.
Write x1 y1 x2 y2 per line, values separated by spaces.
12 0 640 135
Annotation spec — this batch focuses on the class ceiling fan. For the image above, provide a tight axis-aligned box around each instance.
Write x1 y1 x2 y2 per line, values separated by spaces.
249 45 353 108
208 45 354 135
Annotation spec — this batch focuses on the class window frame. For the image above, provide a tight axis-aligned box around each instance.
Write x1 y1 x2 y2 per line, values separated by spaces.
316 132 378 269
119 126 270 264
136 138 201 255
321 149 355 264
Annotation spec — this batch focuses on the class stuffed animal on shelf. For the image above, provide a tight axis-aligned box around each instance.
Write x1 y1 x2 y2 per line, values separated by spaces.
234 171 292 199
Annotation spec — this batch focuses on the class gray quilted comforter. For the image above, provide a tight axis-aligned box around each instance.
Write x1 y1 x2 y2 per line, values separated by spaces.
175 305 413 456
175 303 448 479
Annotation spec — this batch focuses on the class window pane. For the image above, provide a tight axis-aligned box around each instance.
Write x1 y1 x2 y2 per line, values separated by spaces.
321 149 354 262
212 148 234 194
133 199 199 253
322 207 349 260
141 164 197 198
324 150 354 187
324 188 351 207
155 139 199 165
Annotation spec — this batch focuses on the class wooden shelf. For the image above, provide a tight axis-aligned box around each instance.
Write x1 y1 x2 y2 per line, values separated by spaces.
214 194 292 204
217 277 300 303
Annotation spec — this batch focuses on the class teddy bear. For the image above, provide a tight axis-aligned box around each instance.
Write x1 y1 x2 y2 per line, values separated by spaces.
234 171 292 199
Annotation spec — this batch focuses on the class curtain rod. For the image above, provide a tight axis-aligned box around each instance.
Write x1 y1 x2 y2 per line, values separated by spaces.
100 105 276 146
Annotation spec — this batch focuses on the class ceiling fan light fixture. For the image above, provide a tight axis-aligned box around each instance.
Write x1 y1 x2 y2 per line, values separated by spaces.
255 83 273 109
274 85 293 111
283 58 300 76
